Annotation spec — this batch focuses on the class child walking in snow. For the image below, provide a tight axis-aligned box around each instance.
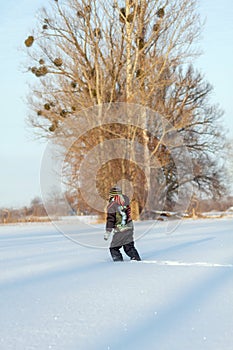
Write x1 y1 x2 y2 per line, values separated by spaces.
104 186 141 262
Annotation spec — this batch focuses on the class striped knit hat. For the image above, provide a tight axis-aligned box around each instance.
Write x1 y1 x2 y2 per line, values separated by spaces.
109 186 122 198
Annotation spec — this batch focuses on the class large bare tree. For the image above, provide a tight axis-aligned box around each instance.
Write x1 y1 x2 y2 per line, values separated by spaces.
24 0 226 216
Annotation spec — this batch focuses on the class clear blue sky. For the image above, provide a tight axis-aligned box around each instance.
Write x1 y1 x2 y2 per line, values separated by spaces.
0 0 233 208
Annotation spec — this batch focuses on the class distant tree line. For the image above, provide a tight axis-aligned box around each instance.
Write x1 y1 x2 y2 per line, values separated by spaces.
0 193 93 224
1 194 233 224
0 197 47 224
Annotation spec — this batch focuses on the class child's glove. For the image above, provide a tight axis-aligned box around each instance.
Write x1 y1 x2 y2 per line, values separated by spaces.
104 231 111 241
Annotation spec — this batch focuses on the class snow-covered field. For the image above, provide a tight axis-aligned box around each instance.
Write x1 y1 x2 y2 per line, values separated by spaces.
0 218 233 350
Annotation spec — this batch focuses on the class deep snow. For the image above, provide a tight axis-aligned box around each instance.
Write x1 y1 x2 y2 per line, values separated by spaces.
0 218 233 350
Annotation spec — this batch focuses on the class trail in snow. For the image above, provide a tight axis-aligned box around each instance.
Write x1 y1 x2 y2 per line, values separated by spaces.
138 260 233 267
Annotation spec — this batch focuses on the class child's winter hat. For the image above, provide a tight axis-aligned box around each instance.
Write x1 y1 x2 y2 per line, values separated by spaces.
109 186 122 197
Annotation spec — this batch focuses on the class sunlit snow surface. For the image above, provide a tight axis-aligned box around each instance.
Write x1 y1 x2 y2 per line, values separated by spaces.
0 218 233 350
